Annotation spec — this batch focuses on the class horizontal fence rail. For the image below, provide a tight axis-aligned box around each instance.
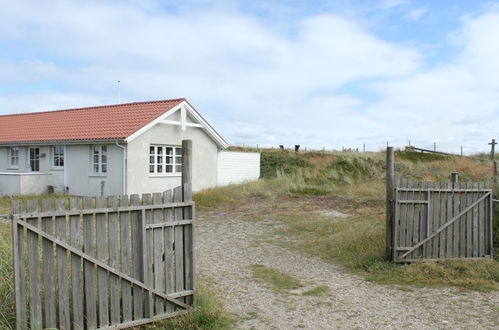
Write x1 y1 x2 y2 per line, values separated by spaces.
12 184 195 330
390 178 493 262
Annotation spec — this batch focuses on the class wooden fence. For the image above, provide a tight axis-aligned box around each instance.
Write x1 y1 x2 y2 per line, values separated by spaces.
386 148 494 262
12 184 195 329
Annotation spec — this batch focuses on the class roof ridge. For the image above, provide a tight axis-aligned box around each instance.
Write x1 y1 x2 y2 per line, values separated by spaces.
0 98 187 117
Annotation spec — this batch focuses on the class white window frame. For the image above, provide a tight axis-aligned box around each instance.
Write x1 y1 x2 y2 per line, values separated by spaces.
28 147 40 172
149 145 182 176
52 145 65 168
92 145 107 174
9 146 20 168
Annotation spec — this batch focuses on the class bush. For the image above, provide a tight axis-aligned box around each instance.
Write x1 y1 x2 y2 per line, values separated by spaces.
260 152 311 178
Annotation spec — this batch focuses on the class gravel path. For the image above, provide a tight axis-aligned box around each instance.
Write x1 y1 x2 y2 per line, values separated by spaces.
196 216 499 329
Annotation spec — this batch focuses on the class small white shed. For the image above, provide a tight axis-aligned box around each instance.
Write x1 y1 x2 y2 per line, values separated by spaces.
217 151 260 186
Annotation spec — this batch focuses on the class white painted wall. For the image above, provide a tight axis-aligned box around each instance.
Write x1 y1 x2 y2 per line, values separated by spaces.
127 123 219 194
217 151 260 186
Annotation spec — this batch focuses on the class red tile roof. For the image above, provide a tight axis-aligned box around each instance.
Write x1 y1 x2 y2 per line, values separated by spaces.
0 98 185 143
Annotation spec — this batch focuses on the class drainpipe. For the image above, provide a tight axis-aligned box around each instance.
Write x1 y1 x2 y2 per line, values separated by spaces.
115 140 127 195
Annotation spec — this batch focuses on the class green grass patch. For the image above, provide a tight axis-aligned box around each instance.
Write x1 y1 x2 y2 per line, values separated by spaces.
395 150 451 162
149 284 233 329
301 285 329 296
249 264 303 293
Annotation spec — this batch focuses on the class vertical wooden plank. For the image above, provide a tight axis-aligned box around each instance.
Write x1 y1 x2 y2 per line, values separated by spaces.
183 183 194 306
446 183 453 258
392 187 400 262
41 199 56 329
385 147 394 260
438 184 447 258
152 193 165 314
163 190 175 313
83 197 97 329
173 186 185 305
459 189 466 258
412 182 421 259
130 194 143 320
452 183 460 258
398 179 407 261
12 200 27 330
466 183 473 257
95 197 109 327
488 190 494 258
55 199 70 330
120 195 133 322
478 183 486 257
108 196 121 324
472 183 479 257
431 184 439 259
26 200 42 329
420 182 428 258
69 198 83 329
142 194 154 317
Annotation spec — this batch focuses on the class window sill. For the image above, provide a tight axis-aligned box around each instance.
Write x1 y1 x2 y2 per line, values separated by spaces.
149 174 181 178
51 167 64 171
6 167 19 170
89 174 107 178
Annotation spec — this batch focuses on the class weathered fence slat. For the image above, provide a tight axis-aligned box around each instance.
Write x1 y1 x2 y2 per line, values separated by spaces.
153 192 165 314
12 200 26 330
69 198 84 329
130 194 144 320
120 195 133 322
96 196 110 327
164 189 175 313
108 196 121 324
26 200 42 329
41 199 56 329
173 186 185 306
55 199 70 330
83 197 97 328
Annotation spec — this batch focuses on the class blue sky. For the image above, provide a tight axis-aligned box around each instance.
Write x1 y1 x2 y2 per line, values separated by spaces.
1 0 499 153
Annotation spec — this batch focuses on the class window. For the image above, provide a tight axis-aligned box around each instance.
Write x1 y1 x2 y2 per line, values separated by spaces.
53 146 64 167
149 145 182 175
92 145 107 174
9 147 19 167
29 147 40 172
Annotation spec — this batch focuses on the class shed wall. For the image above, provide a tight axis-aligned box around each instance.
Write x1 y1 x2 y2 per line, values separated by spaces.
217 151 260 186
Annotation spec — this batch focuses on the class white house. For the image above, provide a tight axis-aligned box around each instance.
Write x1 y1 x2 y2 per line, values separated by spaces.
0 98 260 196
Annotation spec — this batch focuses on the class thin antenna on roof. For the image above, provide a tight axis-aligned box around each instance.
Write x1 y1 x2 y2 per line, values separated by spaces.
117 80 121 103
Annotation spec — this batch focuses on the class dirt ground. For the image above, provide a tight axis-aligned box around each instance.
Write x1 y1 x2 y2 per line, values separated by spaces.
196 211 499 329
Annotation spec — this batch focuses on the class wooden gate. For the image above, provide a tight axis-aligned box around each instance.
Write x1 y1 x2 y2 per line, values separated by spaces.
12 184 194 330
390 178 493 262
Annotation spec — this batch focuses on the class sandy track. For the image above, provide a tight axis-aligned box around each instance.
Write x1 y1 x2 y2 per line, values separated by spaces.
196 216 499 329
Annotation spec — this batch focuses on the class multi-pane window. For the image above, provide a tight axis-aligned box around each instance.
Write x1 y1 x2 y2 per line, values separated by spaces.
53 146 64 167
149 145 182 174
9 147 19 167
92 145 107 173
29 148 40 172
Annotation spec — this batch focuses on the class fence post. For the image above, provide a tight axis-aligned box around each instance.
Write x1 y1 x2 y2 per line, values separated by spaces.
386 147 394 260
181 140 192 189
181 139 194 306
451 172 459 189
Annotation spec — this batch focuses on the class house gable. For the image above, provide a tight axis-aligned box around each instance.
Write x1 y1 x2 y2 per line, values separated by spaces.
125 100 228 148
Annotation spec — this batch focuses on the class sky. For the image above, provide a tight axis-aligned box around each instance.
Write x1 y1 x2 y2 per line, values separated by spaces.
1 0 499 153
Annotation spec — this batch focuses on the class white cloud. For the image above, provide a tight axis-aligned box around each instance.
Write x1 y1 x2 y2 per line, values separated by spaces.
0 1 498 153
